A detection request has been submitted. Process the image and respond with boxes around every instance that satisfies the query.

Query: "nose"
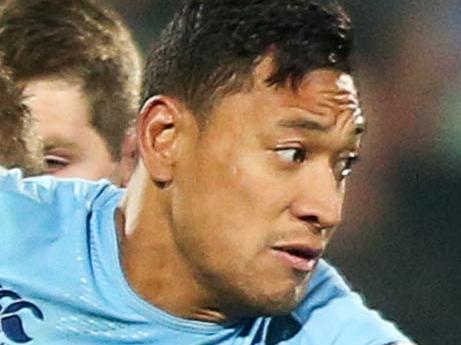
[290,163,344,230]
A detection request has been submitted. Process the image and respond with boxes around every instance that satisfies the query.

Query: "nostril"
[294,204,342,229]
[290,194,343,229]
[297,215,326,235]
[299,215,319,224]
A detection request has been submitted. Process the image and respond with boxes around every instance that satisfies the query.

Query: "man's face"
[171,63,364,317]
[23,77,119,181]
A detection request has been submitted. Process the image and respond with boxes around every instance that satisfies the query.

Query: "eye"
[43,154,71,174]
[275,147,307,164]
[335,154,359,181]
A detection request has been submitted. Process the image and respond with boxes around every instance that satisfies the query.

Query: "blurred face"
[171,64,365,317]
[23,78,119,181]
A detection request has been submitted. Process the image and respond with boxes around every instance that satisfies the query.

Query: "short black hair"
[143,0,353,115]
[0,0,142,160]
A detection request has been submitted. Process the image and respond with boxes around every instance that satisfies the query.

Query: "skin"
[119,56,365,323]
[22,77,122,182]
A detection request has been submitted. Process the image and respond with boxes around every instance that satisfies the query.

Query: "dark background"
[110,1,461,344]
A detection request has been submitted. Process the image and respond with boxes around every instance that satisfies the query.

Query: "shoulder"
[0,169,122,247]
[0,168,121,210]
[0,169,122,274]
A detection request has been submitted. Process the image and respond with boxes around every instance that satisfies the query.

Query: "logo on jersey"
[0,284,44,343]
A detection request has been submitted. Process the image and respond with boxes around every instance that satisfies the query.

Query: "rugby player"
[0,0,142,184]
[0,1,415,344]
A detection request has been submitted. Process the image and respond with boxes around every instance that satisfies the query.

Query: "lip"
[271,243,323,272]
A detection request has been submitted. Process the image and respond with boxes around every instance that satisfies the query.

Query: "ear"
[137,96,191,184]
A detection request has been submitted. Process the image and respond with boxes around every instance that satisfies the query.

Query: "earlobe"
[137,96,178,183]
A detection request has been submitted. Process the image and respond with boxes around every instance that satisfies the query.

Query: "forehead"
[23,77,91,127]
[280,70,363,131]
[203,56,366,148]
[202,67,365,158]
[22,77,95,146]
[267,65,360,116]
[224,59,364,133]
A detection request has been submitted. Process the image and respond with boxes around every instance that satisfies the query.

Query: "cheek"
[230,160,286,214]
[195,154,290,252]
[172,151,271,255]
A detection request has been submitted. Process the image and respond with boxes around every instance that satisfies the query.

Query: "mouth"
[271,244,322,272]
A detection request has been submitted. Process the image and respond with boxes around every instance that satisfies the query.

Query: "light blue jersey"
[0,170,411,345]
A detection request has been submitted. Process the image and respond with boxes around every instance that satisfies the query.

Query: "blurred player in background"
[0,61,42,174]
[0,0,142,185]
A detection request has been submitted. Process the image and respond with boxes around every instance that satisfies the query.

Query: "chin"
[262,287,307,315]
[231,282,308,318]
[213,263,313,319]
[258,271,312,315]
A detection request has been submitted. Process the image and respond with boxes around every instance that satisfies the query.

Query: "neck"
[117,165,229,323]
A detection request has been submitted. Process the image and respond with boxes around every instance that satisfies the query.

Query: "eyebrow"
[43,140,79,151]
[277,115,367,136]
[277,118,328,131]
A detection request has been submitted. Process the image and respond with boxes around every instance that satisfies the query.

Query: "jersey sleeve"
[293,259,413,345]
